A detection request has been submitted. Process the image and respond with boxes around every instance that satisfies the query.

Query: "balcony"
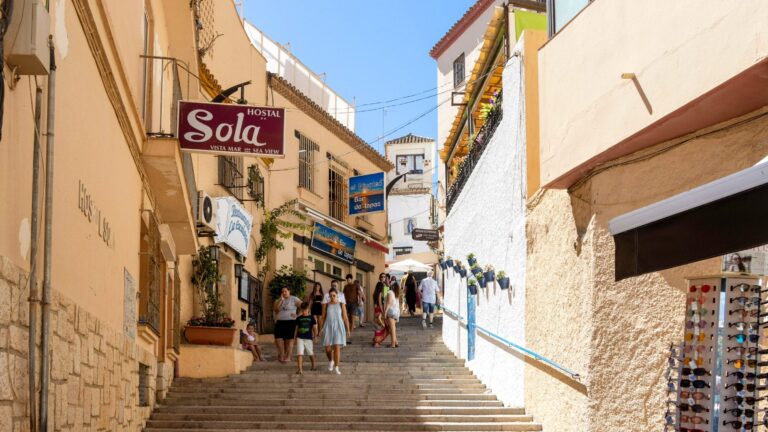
[446,96,503,213]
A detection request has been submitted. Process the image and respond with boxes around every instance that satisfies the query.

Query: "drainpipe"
[39,37,56,432]
[27,84,43,432]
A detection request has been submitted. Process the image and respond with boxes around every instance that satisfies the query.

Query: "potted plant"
[453,260,461,273]
[477,275,488,289]
[467,253,477,267]
[438,257,447,270]
[446,256,454,268]
[457,263,467,279]
[497,271,510,290]
[468,277,478,295]
[471,264,483,277]
[484,264,496,285]
[185,245,238,346]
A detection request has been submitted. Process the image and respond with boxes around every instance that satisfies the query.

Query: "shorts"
[422,302,435,314]
[386,308,400,322]
[274,320,297,340]
[353,305,364,317]
[296,338,314,356]
[345,303,356,318]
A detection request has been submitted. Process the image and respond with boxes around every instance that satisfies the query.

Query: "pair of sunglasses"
[680,391,709,401]
[729,309,759,318]
[677,429,705,432]
[684,345,711,354]
[727,371,757,380]
[680,415,708,424]
[680,379,710,389]
[681,367,710,376]
[685,333,707,342]
[725,382,757,392]
[724,396,764,405]
[730,283,761,293]
[728,359,760,369]
[723,420,753,430]
[676,403,709,413]
[728,333,759,344]
[686,320,709,329]
[683,356,704,367]
[724,408,755,417]
[726,346,758,356]
[730,296,762,305]
[729,321,759,332]
[690,285,712,293]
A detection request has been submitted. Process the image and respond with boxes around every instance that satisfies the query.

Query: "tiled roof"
[385,133,434,145]
[429,0,497,59]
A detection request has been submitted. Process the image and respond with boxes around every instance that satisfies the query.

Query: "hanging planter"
[467,253,477,267]
[453,261,462,273]
[458,267,467,278]
[484,265,496,285]
[471,265,483,277]
[439,259,447,270]
[446,257,454,268]
[478,277,488,289]
[468,278,478,295]
[497,271,510,290]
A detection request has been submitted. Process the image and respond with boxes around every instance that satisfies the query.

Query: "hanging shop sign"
[412,228,440,242]
[177,101,285,158]
[214,197,254,256]
[310,222,356,264]
[348,172,385,216]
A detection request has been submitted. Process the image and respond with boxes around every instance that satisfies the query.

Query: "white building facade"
[385,134,438,264]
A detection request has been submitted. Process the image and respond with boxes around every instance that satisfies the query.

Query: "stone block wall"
[0,256,160,431]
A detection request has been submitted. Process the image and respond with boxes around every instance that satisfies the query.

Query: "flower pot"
[439,262,447,270]
[459,268,467,278]
[478,278,487,289]
[468,257,477,267]
[446,259,454,268]
[484,271,495,284]
[468,284,478,295]
[498,277,510,290]
[453,264,461,273]
[184,326,238,346]
[471,267,482,277]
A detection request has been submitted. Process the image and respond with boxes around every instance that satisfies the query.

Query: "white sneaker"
[328,360,335,371]
[334,367,341,375]
[429,323,434,328]
[422,320,427,329]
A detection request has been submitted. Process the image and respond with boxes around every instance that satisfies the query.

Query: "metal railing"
[446,96,504,213]
[441,305,581,381]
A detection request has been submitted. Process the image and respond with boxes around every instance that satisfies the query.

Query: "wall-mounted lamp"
[209,245,220,262]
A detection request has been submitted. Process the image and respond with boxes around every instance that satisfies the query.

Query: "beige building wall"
[524,108,768,431]
[538,0,768,187]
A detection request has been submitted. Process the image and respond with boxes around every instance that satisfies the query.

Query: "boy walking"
[294,302,317,374]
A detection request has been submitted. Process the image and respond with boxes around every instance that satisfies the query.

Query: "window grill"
[297,131,319,191]
[139,213,162,334]
[218,155,245,201]
[172,267,181,354]
[247,165,265,205]
[453,53,465,88]
[329,165,348,222]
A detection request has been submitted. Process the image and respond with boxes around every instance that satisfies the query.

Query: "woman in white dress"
[321,288,350,374]
[384,283,400,348]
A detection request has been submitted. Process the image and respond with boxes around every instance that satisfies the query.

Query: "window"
[453,53,465,88]
[138,363,151,407]
[549,0,590,36]
[396,154,425,175]
[328,157,348,221]
[171,267,181,354]
[218,156,245,201]
[404,217,416,235]
[394,246,413,256]
[311,256,342,277]
[247,165,264,205]
[297,131,319,191]
[138,213,161,334]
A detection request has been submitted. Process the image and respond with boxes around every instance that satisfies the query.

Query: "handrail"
[441,306,581,381]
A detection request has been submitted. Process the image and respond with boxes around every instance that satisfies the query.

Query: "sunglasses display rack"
[669,275,764,432]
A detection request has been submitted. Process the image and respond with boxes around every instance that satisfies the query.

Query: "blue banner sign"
[348,172,385,216]
[310,222,356,264]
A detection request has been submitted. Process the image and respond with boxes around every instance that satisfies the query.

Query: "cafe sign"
[177,101,285,158]
[348,172,385,216]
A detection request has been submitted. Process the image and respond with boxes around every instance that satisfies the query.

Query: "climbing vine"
[255,199,312,278]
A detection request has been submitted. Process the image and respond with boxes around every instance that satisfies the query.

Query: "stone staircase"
[144,316,542,431]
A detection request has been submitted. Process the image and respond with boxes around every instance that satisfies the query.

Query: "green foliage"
[255,199,312,278]
[467,253,476,261]
[468,277,477,286]
[268,265,308,301]
[497,271,507,281]
[189,245,233,327]
[484,264,495,271]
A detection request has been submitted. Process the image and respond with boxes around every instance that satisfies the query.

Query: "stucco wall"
[524,109,768,431]
[442,55,528,407]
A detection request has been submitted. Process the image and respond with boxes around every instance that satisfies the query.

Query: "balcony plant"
[445,256,454,268]
[439,258,448,270]
[483,264,496,285]
[185,245,237,346]
[453,260,462,273]
[468,277,478,295]
[497,271,510,290]
[467,253,477,267]
[471,264,483,277]
[477,274,487,289]
[457,263,467,279]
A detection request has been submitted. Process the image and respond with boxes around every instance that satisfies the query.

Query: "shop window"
[297,131,319,192]
[331,266,342,278]
[453,53,465,88]
[396,154,425,175]
[138,212,162,334]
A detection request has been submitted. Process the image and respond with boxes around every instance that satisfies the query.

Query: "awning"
[609,160,768,280]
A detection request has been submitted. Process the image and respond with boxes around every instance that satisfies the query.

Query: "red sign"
[177,101,285,158]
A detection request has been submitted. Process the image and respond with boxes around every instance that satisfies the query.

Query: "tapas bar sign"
[177,101,285,158]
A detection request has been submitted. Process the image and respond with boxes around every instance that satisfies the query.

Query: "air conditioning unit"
[197,192,217,232]
[4,0,50,75]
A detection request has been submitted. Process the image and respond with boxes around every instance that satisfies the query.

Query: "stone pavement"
[144,315,541,431]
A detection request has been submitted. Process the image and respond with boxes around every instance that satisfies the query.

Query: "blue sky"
[242,1,477,153]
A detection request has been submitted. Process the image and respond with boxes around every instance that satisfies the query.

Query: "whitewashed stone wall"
[443,54,528,407]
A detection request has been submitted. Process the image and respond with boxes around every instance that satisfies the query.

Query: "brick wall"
[0,256,162,431]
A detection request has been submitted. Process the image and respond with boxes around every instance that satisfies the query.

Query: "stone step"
[163,393,499,402]
[169,382,487,391]
[168,387,488,395]
[183,378,483,387]
[160,398,505,408]
[144,420,542,431]
[149,413,534,423]
[151,406,525,416]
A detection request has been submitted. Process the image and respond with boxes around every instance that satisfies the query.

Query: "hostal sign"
[177,101,285,158]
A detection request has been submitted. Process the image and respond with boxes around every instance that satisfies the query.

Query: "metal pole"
[27,84,43,432]
[39,37,56,432]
